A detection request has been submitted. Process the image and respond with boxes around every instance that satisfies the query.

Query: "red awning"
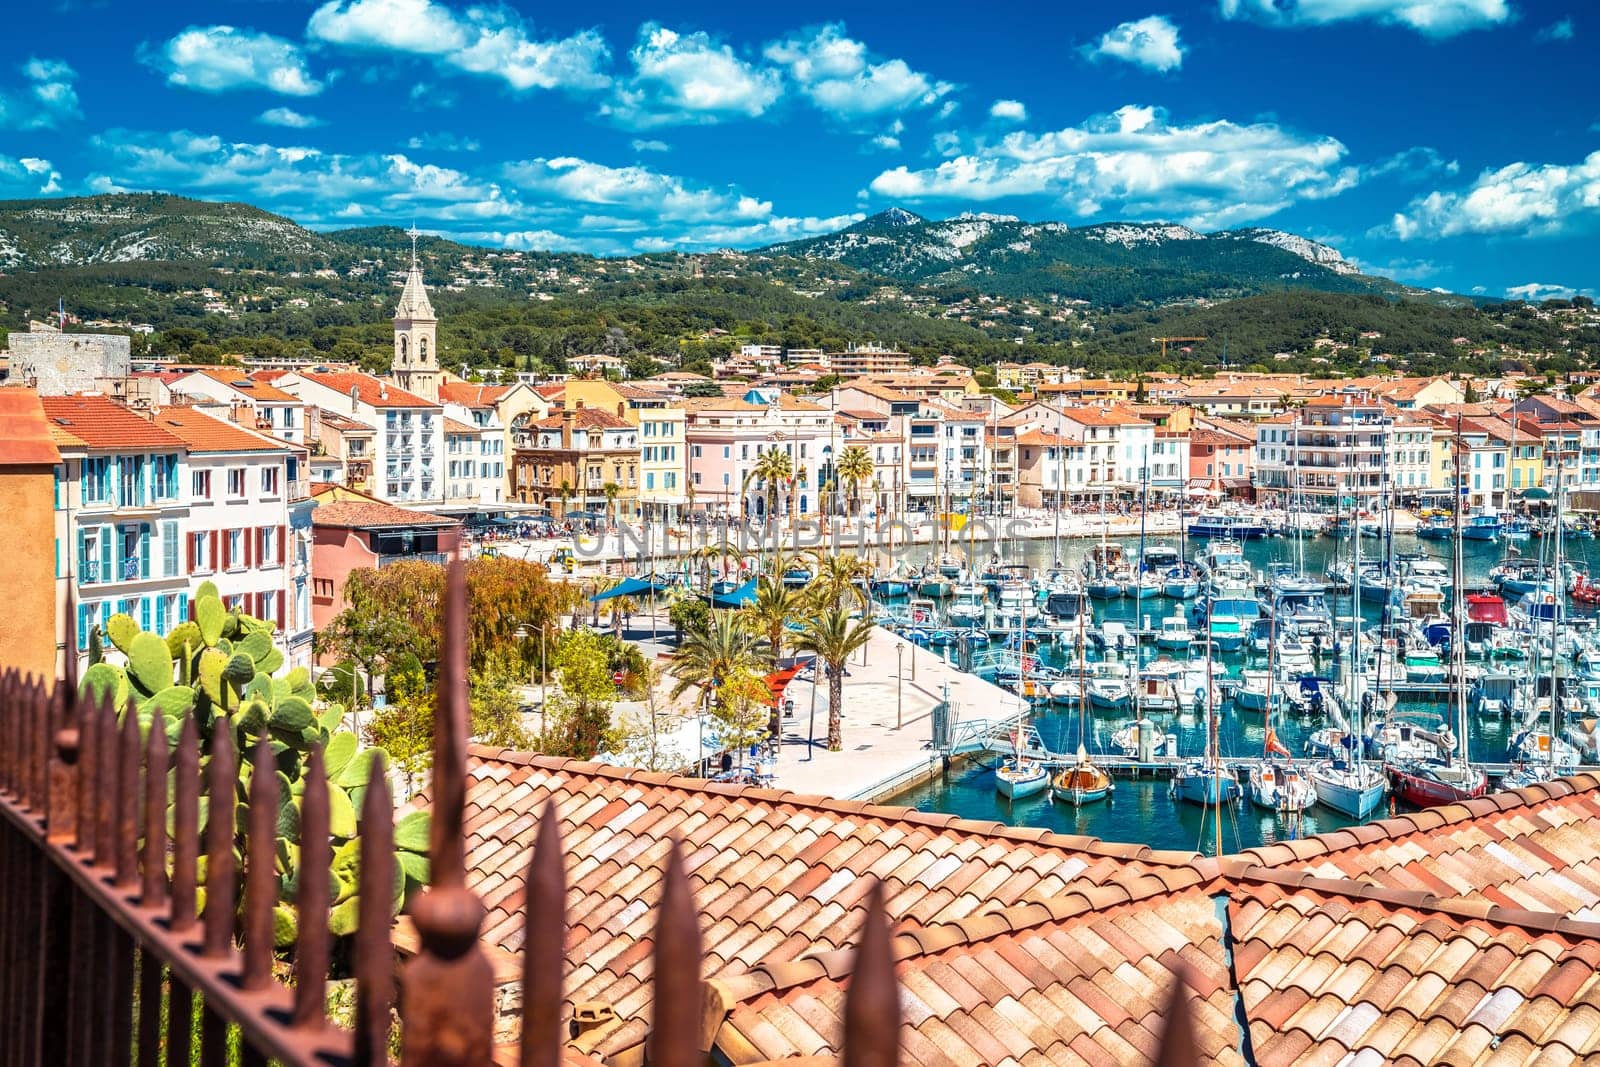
[762,663,807,707]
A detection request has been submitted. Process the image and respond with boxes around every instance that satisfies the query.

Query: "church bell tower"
[392,225,440,402]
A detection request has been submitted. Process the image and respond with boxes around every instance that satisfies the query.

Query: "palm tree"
[669,610,768,705]
[838,446,872,518]
[557,479,574,522]
[808,552,871,612]
[601,481,622,526]
[795,606,876,751]
[741,575,797,670]
[748,447,793,523]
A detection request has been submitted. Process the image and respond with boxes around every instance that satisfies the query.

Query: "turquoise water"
[889,526,1600,854]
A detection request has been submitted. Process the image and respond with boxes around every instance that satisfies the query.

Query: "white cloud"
[604,24,781,127]
[1536,17,1575,41]
[0,57,80,130]
[0,154,61,195]
[1365,145,1459,180]
[1219,0,1511,37]
[406,132,479,151]
[152,26,323,96]
[764,24,953,119]
[990,99,1027,122]
[259,107,324,128]
[631,138,670,152]
[307,0,610,92]
[1392,151,1600,239]
[1085,15,1186,73]
[869,104,1357,229]
[1506,282,1593,300]
[871,133,901,151]
[502,156,773,223]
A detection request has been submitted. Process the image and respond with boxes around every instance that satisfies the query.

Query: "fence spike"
[116,700,142,884]
[399,551,496,1066]
[170,715,200,934]
[242,734,278,991]
[48,675,82,841]
[292,745,331,1030]
[142,716,169,908]
[75,689,100,856]
[842,880,900,1067]
[202,719,237,959]
[353,752,395,1066]
[1,669,18,796]
[1154,965,1200,1067]
[95,699,119,868]
[647,837,703,1067]
[520,801,566,1067]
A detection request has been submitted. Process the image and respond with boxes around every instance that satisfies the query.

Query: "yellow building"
[0,390,62,678]
[559,379,686,521]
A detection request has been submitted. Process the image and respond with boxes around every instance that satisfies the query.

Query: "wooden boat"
[1051,747,1112,805]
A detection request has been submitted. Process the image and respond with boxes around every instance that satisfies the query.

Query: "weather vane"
[408,222,421,268]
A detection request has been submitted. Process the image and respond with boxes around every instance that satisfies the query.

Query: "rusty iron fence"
[0,557,1198,1066]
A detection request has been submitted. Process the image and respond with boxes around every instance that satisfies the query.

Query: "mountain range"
[0,194,1440,310]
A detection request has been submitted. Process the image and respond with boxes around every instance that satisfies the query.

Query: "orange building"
[0,390,62,678]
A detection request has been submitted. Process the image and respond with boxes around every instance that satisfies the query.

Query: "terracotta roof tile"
[40,394,186,451]
[150,406,289,453]
[298,370,436,408]
[311,499,458,529]
[0,389,62,466]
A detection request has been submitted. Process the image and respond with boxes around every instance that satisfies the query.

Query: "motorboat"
[1161,564,1202,600]
[1275,635,1316,677]
[1087,675,1133,712]
[1096,621,1136,655]
[1111,718,1170,759]
[1202,596,1260,653]
[917,574,954,598]
[1233,669,1278,714]
[1416,515,1453,539]
[1388,758,1489,806]
[1048,678,1082,706]
[1510,729,1581,772]
[947,583,988,624]
[1155,615,1195,650]
[1364,716,1453,764]
[1187,511,1268,539]
[1460,512,1502,541]
[1135,673,1180,714]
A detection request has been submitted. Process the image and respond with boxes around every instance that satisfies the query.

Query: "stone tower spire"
[392,224,440,402]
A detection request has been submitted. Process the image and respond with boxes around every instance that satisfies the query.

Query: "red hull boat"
[1388,760,1488,807]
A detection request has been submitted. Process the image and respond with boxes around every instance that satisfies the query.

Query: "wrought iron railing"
[0,559,1199,1065]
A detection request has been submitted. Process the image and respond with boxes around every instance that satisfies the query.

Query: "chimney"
[349,385,360,413]
[561,408,574,450]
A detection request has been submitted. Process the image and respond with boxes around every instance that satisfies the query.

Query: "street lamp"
[897,642,904,729]
[805,670,818,761]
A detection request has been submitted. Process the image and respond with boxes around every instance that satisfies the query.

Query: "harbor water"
[888,525,1600,853]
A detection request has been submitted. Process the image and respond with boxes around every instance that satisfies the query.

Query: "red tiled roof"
[150,406,288,453]
[0,389,63,466]
[532,409,631,430]
[311,500,458,528]
[39,395,186,451]
[179,367,299,403]
[299,371,436,409]
[439,382,511,407]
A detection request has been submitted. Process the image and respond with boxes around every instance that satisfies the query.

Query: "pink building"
[684,392,834,519]
[311,495,460,647]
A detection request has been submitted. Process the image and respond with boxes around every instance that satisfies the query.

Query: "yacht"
[947,582,988,625]
[1154,614,1195,650]
[1234,669,1277,714]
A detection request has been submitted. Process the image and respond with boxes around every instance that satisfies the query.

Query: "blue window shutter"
[78,603,90,650]
[140,596,152,632]
[178,592,189,623]
[154,594,166,634]
[140,523,152,579]
[99,525,113,584]
[77,528,90,583]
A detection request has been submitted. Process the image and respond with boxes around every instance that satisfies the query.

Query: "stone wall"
[5,325,131,395]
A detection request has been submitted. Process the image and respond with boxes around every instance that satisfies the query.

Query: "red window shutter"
[278,525,286,564]
[245,529,254,568]
[186,532,195,575]
[216,530,225,570]
[277,590,285,626]
[254,592,264,618]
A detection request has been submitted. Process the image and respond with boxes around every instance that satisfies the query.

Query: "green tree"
[541,629,616,758]
[795,606,876,751]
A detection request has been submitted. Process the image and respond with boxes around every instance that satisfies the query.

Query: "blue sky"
[0,0,1595,299]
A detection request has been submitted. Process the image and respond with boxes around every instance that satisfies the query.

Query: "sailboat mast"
[1552,460,1564,750]
[1054,408,1064,566]
[1452,415,1468,770]
[1138,444,1148,585]
[1350,448,1364,763]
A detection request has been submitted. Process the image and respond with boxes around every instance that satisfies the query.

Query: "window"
[261,466,279,495]
[227,468,246,497]
[722,446,731,459]
[227,529,243,569]
[691,445,702,459]
[79,526,110,584]
[117,456,145,508]
[192,469,212,500]
[190,531,212,573]
[258,527,278,566]
[151,454,179,500]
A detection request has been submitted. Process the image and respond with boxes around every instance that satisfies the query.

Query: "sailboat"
[995,591,1049,799]
[1053,606,1112,804]
[1126,447,1162,599]
[1246,629,1318,814]
[1388,419,1488,807]
[1172,628,1241,806]
[1310,448,1389,820]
